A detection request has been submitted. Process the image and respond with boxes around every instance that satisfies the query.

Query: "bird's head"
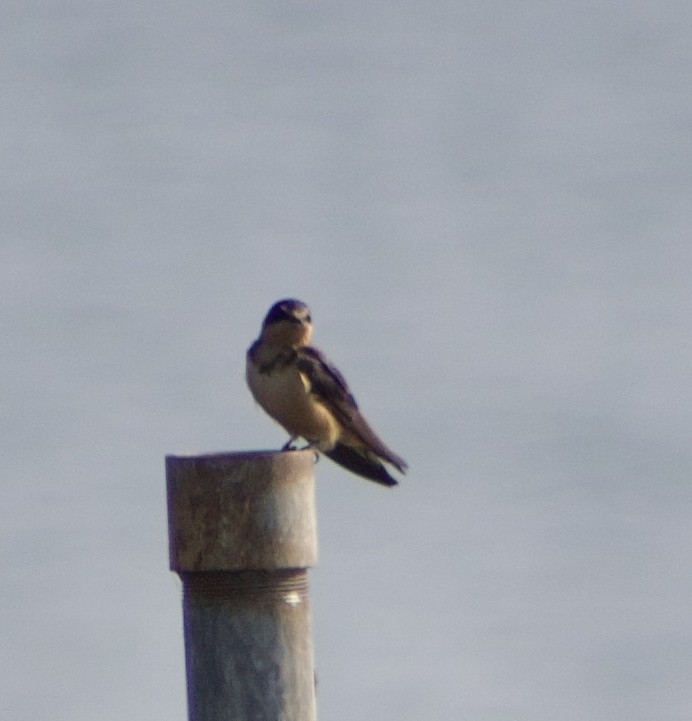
[260,298,313,347]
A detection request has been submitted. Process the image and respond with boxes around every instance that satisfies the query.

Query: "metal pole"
[166,450,318,721]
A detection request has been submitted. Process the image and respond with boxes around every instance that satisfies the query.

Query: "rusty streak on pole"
[166,450,318,721]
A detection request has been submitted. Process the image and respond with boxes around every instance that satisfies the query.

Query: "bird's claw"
[298,442,320,464]
[280,438,319,463]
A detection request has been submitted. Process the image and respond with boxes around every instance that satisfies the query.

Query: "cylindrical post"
[166,450,318,721]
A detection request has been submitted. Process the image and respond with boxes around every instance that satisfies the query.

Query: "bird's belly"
[246,362,339,446]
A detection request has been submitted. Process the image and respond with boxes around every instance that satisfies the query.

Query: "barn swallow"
[246,299,407,486]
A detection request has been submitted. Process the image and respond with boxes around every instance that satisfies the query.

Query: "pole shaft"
[166,451,318,721]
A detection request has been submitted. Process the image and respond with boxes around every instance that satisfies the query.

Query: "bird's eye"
[305,314,312,323]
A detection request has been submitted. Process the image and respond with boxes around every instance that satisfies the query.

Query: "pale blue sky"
[3,2,692,719]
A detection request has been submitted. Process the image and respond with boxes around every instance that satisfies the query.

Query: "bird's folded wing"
[294,347,407,473]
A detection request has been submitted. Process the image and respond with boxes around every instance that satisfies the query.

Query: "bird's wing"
[294,347,407,473]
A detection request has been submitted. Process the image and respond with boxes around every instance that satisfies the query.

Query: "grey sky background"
[3,2,692,719]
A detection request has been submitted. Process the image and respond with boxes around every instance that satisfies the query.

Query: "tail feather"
[324,444,399,487]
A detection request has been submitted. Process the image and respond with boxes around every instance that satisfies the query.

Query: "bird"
[246,298,407,486]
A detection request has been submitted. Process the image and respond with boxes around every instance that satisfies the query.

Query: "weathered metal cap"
[166,450,317,572]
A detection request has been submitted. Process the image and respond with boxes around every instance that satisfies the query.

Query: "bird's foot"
[298,442,321,464]
[281,439,319,463]
[284,440,320,463]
